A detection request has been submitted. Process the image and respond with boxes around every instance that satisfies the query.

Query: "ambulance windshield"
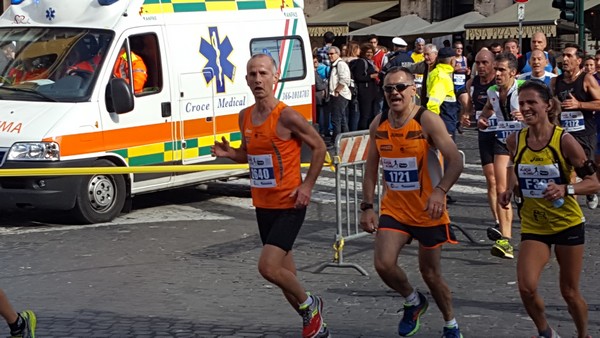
[0,28,113,102]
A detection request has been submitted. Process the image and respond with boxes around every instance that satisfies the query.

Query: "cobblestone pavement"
[0,129,599,337]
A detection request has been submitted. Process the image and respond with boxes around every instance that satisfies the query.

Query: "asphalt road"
[0,128,599,338]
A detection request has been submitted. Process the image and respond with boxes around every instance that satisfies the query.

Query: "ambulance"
[0,0,315,223]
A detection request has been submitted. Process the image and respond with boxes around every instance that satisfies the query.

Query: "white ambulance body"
[0,0,315,223]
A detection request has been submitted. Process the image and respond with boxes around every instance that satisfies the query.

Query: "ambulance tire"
[71,159,127,224]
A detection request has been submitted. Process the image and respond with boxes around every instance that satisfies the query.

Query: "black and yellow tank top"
[514,126,585,234]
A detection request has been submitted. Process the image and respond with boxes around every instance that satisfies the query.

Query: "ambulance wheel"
[71,159,127,224]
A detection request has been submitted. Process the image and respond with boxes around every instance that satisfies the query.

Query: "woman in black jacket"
[351,43,380,130]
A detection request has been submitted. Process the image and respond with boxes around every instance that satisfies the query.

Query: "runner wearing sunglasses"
[360,67,464,338]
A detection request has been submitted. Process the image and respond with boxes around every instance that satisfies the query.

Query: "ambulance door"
[99,28,174,192]
[178,68,216,165]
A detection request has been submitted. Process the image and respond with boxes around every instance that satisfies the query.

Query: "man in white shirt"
[327,46,351,143]
[518,50,556,88]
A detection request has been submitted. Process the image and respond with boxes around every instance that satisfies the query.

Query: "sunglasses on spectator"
[383,83,413,93]
[328,52,336,55]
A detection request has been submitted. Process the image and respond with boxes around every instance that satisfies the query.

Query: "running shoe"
[491,239,514,259]
[534,327,561,338]
[315,323,330,338]
[398,291,429,336]
[586,194,598,209]
[10,310,36,338]
[300,295,325,338]
[442,326,463,338]
[486,224,502,241]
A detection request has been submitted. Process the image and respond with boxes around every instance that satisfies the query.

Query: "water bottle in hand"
[535,181,564,208]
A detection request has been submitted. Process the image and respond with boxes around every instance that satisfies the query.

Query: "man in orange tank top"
[360,68,464,337]
[211,54,328,338]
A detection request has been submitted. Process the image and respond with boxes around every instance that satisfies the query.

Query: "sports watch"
[360,202,374,211]
[566,184,575,196]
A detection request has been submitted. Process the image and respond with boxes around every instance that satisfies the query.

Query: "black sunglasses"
[383,83,413,93]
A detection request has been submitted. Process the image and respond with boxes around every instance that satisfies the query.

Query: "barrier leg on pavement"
[315,131,372,276]
[450,149,476,244]
[314,235,369,276]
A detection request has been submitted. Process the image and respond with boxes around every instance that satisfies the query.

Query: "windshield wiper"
[0,86,58,102]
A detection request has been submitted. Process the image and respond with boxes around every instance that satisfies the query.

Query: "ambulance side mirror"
[106,78,134,114]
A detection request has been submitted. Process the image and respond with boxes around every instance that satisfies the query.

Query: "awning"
[464,0,600,40]
[306,1,398,36]
[345,14,430,37]
[404,11,485,38]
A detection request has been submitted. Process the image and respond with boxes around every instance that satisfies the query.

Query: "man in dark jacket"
[381,37,413,71]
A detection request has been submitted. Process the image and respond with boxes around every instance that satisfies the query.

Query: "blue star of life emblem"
[199,27,235,93]
[45,7,55,21]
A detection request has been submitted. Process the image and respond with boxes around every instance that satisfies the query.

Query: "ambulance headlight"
[7,142,60,161]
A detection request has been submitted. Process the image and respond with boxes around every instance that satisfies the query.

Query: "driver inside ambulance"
[65,35,101,78]
[112,47,147,94]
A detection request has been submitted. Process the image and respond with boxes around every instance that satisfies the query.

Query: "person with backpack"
[313,54,330,139]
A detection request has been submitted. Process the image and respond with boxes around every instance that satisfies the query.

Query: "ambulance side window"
[249,36,306,81]
[115,33,162,96]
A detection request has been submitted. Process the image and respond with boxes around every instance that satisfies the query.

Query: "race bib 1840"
[248,154,276,188]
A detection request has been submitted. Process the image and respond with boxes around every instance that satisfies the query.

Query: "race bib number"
[476,111,498,132]
[414,74,423,88]
[381,157,420,191]
[453,74,466,86]
[496,120,522,144]
[248,154,276,188]
[560,111,585,132]
[517,163,562,198]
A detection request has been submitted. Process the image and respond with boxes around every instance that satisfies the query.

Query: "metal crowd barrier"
[316,130,376,276]
[314,132,475,276]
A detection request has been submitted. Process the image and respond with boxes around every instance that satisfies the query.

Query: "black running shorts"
[378,215,458,248]
[521,223,585,247]
[572,133,596,161]
[493,139,510,156]
[255,207,306,252]
[478,130,496,166]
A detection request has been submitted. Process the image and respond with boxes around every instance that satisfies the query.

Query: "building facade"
[305,0,515,23]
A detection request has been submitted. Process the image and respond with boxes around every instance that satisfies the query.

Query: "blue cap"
[416,38,425,44]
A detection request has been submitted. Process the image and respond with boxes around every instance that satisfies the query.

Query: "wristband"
[435,185,447,194]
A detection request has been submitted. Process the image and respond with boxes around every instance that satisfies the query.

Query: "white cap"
[392,37,407,47]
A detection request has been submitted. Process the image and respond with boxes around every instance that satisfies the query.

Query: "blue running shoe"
[441,326,463,338]
[398,292,428,336]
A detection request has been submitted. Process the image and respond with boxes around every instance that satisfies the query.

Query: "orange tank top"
[376,108,450,227]
[243,101,302,209]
